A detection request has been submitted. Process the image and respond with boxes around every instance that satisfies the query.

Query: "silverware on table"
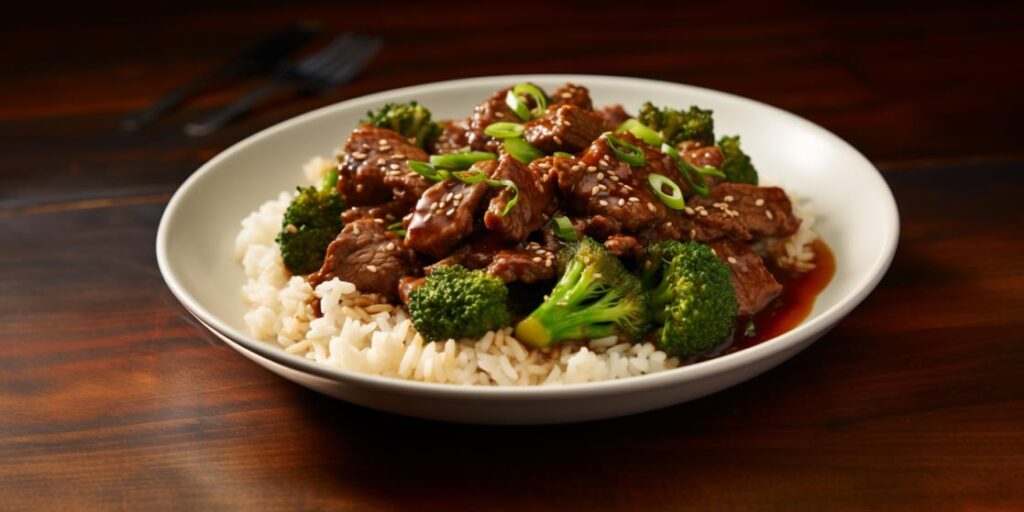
[120,23,320,132]
[184,33,381,137]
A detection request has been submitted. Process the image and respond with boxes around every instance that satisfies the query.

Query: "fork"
[184,33,381,137]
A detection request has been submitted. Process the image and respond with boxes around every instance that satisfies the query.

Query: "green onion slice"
[319,168,339,193]
[675,158,710,197]
[553,151,574,158]
[696,166,726,179]
[660,142,680,160]
[505,83,547,121]
[408,160,446,181]
[615,119,663,146]
[504,137,545,164]
[484,122,525,139]
[552,215,578,242]
[430,151,497,170]
[605,134,646,166]
[648,173,686,210]
[449,170,520,217]
[387,221,406,237]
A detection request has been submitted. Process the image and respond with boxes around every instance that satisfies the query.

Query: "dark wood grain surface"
[2,2,1023,510]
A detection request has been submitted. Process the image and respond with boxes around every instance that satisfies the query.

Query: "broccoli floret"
[717,135,759,185]
[408,265,512,342]
[361,101,442,148]
[637,101,715,147]
[642,241,738,358]
[515,238,649,348]
[275,170,344,275]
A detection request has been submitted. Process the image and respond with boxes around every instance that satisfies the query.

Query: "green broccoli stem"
[514,261,626,347]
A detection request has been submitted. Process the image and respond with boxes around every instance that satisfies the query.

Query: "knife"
[120,22,320,131]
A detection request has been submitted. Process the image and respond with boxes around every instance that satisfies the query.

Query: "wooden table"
[3,3,1022,510]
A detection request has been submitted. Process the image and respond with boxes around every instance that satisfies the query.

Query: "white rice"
[234,157,817,386]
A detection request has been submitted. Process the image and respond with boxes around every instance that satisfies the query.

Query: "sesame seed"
[591,188,601,196]
[610,175,620,182]
[454,193,463,200]
[724,195,734,202]
[560,91,572,98]
[352,226,360,235]
[367,265,377,272]
[587,165,597,173]
[710,249,717,256]
[599,200,608,206]
[495,112,505,118]
[554,136,563,145]
[444,192,453,202]
[386,242,396,251]
[532,257,542,263]
[376,158,386,165]
[618,199,625,206]
[374,218,385,224]
[352,152,367,159]
[727,256,737,264]
[765,209,774,219]
[446,208,456,216]
[544,259,552,267]
[699,210,708,216]
[593,272,603,279]
[536,249,546,255]
[286,224,297,234]
[393,153,405,159]
[537,162,551,169]
[685,207,695,215]
[755,198,765,206]
[379,145,391,151]
[647,202,657,212]
[564,120,573,126]
[378,139,388,145]
[628,197,640,203]
[690,229,697,239]
[389,163,400,170]
[596,172,605,180]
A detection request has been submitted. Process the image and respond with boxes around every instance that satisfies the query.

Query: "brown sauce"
[720,238,836,355]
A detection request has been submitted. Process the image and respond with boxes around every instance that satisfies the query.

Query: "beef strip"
[429,119,471,154]
[681,143,724,170]
[427,233,559,284]
[555,133,683,232]
[466,88,520,152]
[597,104,630,130]
[337,125,431,206]
[523,104,607,153]
[341,200,413,224]
[486,246,557,283]
[549,83,594,110]
[397,276,426,306]
[708,183,800,238]
[309,219,418,301]
[404,170,490,259]
[604,234,643,259]
[708,239,782,315]
[483,155,556,241]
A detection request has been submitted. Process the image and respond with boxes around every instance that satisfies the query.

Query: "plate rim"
[156,73,900,398]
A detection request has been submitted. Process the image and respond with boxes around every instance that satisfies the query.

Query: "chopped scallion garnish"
[430,151,497,170]
[552,215,578,242]
[505,83,547,121]
[615,119,663,146]
[647,173,685,210]
[553,151,574,158]
[504,137,545,164]
[484,122,525,139]
[605,133,646,166]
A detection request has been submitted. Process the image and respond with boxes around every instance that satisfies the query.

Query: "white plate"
[157,75,899,424]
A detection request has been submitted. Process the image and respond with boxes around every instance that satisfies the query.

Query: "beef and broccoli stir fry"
[276,82,810,358]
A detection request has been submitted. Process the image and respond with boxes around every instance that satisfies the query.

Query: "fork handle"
[184,79,293,137]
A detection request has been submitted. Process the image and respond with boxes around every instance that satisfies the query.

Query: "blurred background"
[4,1,1022,207]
